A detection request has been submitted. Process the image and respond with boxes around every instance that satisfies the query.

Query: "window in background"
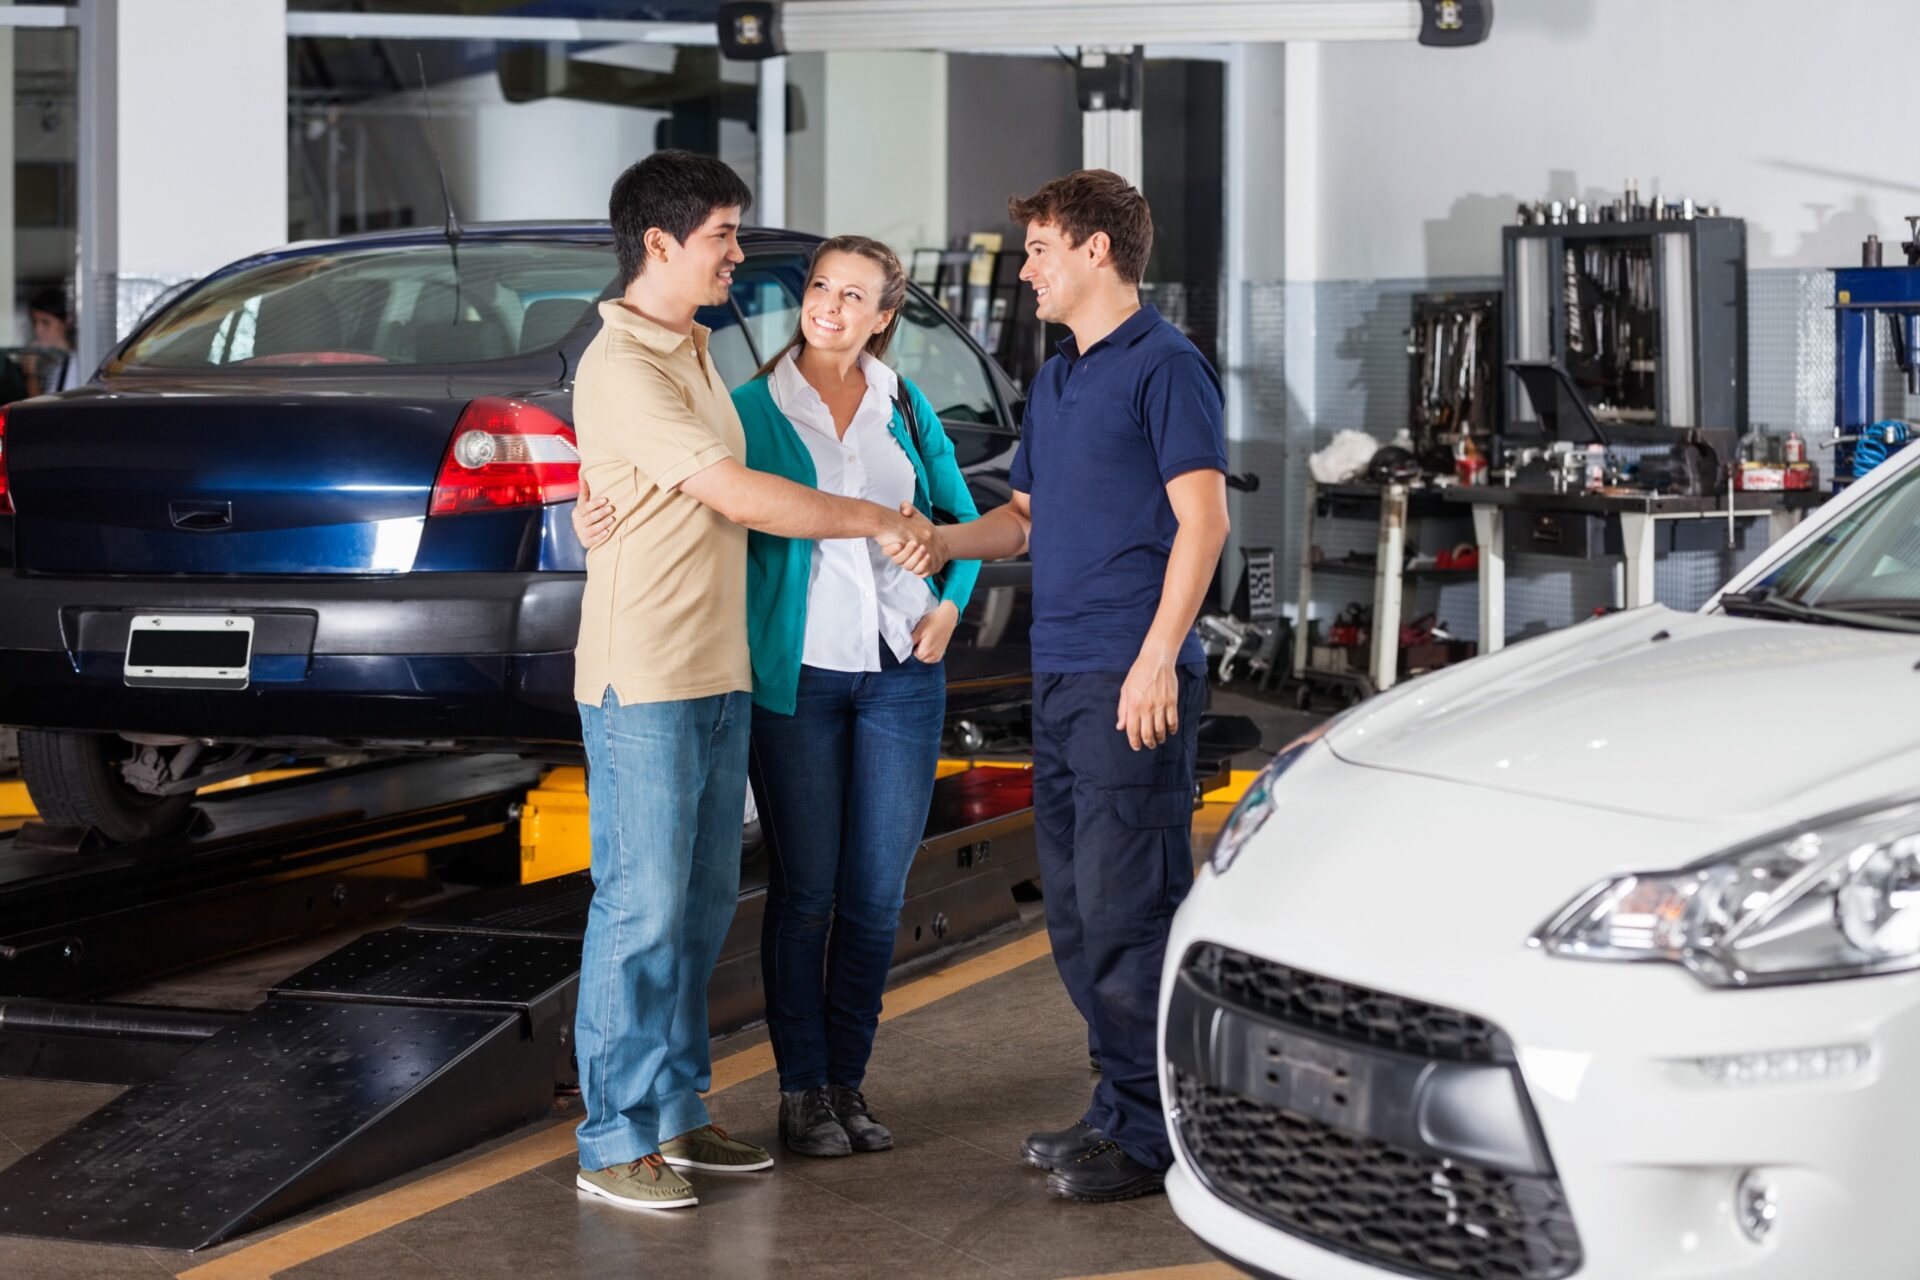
[287,36,760,242]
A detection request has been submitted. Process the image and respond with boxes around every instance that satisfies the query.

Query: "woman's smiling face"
[800,250,895,358]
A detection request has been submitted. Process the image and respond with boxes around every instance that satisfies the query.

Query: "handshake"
[875,502,948,579]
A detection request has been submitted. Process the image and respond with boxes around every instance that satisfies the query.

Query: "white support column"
[756,55,787,228]
[1079,46,1142,186]
[1293,479,1317,681]
[1472,503,1506,653]
[105,0,286,345]
[1619,511,1658,609]
[74,0,118,372]
[1082,108,1142,187]
[1370,483,1407,692]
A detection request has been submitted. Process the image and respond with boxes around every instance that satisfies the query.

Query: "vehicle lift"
[0,720,1256,1251]
[1835,223,1920,486]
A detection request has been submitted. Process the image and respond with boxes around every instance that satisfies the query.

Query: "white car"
[1161,443,1920,1280]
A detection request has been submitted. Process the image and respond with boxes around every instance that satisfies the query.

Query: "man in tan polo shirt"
[571,151,932,1212]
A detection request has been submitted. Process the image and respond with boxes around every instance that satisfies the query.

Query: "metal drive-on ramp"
[0,762,1047,1251]
[0,926,578,1250]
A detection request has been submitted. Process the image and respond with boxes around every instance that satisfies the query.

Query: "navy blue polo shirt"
[1010,305,1227,673]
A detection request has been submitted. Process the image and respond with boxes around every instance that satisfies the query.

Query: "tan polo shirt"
[572,300,749,706]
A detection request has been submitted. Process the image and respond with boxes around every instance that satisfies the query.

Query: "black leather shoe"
[780,1088,852,1158]
[1021,1120,1105,1171]
[828,1084,893,1153]
[1046,1140,1165,1202]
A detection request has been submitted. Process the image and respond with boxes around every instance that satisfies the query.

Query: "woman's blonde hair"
[754,235,909,380]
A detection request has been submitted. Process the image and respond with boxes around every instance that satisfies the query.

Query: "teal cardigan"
[735,372,983,715]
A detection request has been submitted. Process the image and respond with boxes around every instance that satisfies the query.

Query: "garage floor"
[0,692,1311,1280]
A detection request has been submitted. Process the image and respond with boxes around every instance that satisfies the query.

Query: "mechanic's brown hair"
[754,236,909,380]
[1008,169,1154,286]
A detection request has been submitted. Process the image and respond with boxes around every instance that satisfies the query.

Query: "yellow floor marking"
[179,924,1057,1279]
[1061,1266,1245,1280]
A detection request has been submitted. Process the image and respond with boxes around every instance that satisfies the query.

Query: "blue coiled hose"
[1857,421,1913,477]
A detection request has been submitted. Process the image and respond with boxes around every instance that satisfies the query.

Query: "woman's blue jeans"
[750,651,945,1092]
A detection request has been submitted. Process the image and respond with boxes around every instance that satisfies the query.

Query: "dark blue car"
[0,225,1032,841]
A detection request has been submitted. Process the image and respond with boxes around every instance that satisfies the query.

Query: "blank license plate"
[124,615,254,690]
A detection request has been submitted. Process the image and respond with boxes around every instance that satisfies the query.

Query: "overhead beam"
[720,0,1493,57]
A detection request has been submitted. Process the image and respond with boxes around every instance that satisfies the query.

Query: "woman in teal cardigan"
[574,236,980,1160]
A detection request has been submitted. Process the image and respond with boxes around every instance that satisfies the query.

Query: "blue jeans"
[749,651,945,1092]
[574,687,750,1170]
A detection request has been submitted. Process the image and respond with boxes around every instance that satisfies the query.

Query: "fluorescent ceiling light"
[719,0,1492,56]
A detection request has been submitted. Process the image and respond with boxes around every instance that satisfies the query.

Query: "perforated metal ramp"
[0,926,573,1251]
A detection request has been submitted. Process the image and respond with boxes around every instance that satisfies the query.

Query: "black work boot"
[1021,1119,1106,1172]
[1045,1139,1165,1202]
[780,1088,852,1158]
[827,1084,893,1153]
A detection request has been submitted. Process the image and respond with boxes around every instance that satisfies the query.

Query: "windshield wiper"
[1719,589,1920,634]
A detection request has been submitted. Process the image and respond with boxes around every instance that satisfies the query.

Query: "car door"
[701,250,1034,701]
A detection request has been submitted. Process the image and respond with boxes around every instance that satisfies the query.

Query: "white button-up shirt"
[769,348,938,672]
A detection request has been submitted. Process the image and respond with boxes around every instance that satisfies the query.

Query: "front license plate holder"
[124,615,254,690]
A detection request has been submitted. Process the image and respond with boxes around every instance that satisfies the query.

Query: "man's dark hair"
[1008,170,1153,286]
[609,150,753,287]
[27,287,68,322]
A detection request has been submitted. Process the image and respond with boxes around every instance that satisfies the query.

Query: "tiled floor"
[0,690,1310,1280]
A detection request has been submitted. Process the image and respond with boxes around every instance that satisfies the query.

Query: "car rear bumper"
[0,572,586,747]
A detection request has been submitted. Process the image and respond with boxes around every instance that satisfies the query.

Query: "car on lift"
[1163,441,1920,1279]
[0,224,1033,842]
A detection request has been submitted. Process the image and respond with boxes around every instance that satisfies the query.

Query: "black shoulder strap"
[892,379,923,459]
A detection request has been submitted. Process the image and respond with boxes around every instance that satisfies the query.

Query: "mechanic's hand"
[572,476,614,550]
[1117,650,1180,751]
[911,600,960,663]
[882,501,949,577]
[876,503,938,577]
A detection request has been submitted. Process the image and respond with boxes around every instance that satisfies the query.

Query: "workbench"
[1291,480,1479,698]
[1441,486,1827,653]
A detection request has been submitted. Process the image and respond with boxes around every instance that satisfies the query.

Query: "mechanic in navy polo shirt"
[908,169,1229,1203]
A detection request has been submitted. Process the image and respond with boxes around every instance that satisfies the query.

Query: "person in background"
[26,287,77,395]
[574,234,983,1160]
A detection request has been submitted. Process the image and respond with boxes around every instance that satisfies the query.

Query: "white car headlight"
[1208,720,1333,875]
[1536,797,1920,987]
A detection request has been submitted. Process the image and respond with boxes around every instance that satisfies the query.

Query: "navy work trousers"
[1031,665,1207,1170]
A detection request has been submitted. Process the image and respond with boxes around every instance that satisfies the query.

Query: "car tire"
[17,730,194,844]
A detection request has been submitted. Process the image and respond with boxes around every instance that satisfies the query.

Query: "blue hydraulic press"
[1833,224,1920,488]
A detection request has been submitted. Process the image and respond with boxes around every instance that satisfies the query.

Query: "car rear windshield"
[115,241,618,370]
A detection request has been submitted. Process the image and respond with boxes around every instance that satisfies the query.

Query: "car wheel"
[17,729,194,844]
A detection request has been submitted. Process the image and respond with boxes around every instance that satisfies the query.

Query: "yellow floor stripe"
[1061,1266,1245,1280]
[179,924,1056,1279]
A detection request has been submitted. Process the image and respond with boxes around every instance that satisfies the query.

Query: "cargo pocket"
[1107,784,1198,917]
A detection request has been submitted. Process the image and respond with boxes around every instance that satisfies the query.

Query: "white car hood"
[1327,605,1920,824]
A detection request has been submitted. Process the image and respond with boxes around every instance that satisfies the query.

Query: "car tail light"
[0,404,12,516]
[429,398,579,516]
